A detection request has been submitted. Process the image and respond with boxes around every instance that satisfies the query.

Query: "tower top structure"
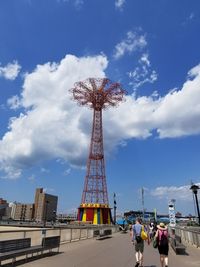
[72,78,125,110]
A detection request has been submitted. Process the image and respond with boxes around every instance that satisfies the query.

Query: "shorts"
[158,244,169,256]
[135,240,144,253]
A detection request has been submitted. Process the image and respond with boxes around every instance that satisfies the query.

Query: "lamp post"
[43,200,49,228]
[190,184,200,225]
[142,187,145,222]
[113,193,117,225]
[52,210,56,227]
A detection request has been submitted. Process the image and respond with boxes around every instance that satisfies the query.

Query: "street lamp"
[43,200,49,228]
[190,184,200,225]
[113,193,117,225]
[52,210,56,227]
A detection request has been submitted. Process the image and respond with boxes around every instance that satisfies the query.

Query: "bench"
[93,230,100,237]
[0,236,60,266]
[170,235,186,254]
[42,235,60,253]
[95,229,112,240]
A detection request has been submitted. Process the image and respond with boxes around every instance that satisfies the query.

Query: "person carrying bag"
[131,218,147,267]
[154,222,169,267]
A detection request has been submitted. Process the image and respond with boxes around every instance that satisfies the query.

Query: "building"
[57,213,77,223]
[34,188,58,222]
[11,203,34,221]
[9,202,17,219]
[124,210,155,223]
[0,198,9,220]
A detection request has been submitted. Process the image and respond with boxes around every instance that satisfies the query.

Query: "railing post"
[70,228,72,242]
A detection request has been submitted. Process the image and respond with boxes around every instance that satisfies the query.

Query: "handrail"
[169,225,200,248]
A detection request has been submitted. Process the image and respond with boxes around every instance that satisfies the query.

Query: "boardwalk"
[20,232,200,267]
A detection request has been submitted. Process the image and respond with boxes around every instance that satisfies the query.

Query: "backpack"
[158,229,168,246]
[136,235,142,243]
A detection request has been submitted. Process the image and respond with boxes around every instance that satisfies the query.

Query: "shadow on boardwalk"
[3,252,63,267]
[8,232,200,267]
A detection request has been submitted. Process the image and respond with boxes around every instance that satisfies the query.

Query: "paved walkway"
[19,232,200,267]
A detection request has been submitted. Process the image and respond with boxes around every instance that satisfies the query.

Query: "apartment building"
[34,188,58,222]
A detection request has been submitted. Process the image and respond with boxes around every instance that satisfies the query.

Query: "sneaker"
[135,262,139,267]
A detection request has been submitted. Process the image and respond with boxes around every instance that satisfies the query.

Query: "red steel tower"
[72,78,125,224]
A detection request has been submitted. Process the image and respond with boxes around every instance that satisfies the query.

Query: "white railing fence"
[169,226,200,248]
[0,225,119,246]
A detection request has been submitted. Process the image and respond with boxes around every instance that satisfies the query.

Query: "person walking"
[149,222,154,241]
[155,222,169,267]
[131,218,146,267]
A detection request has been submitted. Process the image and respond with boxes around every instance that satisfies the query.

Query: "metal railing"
[0,225,119,246]
[169,226,200,248]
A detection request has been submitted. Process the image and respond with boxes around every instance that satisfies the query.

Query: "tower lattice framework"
[72,78,125,224]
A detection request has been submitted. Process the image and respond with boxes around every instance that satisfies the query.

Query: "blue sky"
[1,0,200,216]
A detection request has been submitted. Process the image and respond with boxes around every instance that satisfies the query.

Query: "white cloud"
[0,104,6,110]
[140,53,150,66]
[151,183,200,202]
[0,165,22,179]
[40,167,50,173]
[128,53,158,89]
[0,61,21,80]
[7,95,22,110]
[57,0,84,9]
[113,31,147,60]
[189,13,194,20]
[63,168,71,176]
[43,188,55,193]
[1,54,200,179]
[70,0,84,9]
[182,12,195,26]
[0,54,107,178]
[115,0,126,10]
[154,64,200,138]
[28,174,35,181]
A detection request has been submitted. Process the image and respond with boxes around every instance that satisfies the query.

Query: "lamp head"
[190,184,200,194]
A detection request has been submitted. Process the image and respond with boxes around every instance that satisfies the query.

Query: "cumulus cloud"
[1,54,200,179]
[182,12,195,26]
[154,64,200,138]
[0,54,107,178]
[28,174,35,181]
[0,61,21,80]
[150,183,200,201]
[63,168,71,176]
[57,0,84,9]
[7,95,22,110]
[73,0,84,9]
[40,167,50,173]
[113,31,147,60]
[43,188,55,193]
[115,0,126,10]
[128,53,158,89]
[189,13,195,20]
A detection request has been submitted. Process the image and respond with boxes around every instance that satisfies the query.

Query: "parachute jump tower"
[72,78,125,224]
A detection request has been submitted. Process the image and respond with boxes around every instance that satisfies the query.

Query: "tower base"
[78,203,112,224]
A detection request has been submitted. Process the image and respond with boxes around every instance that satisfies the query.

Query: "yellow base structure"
[78,203,112,224]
